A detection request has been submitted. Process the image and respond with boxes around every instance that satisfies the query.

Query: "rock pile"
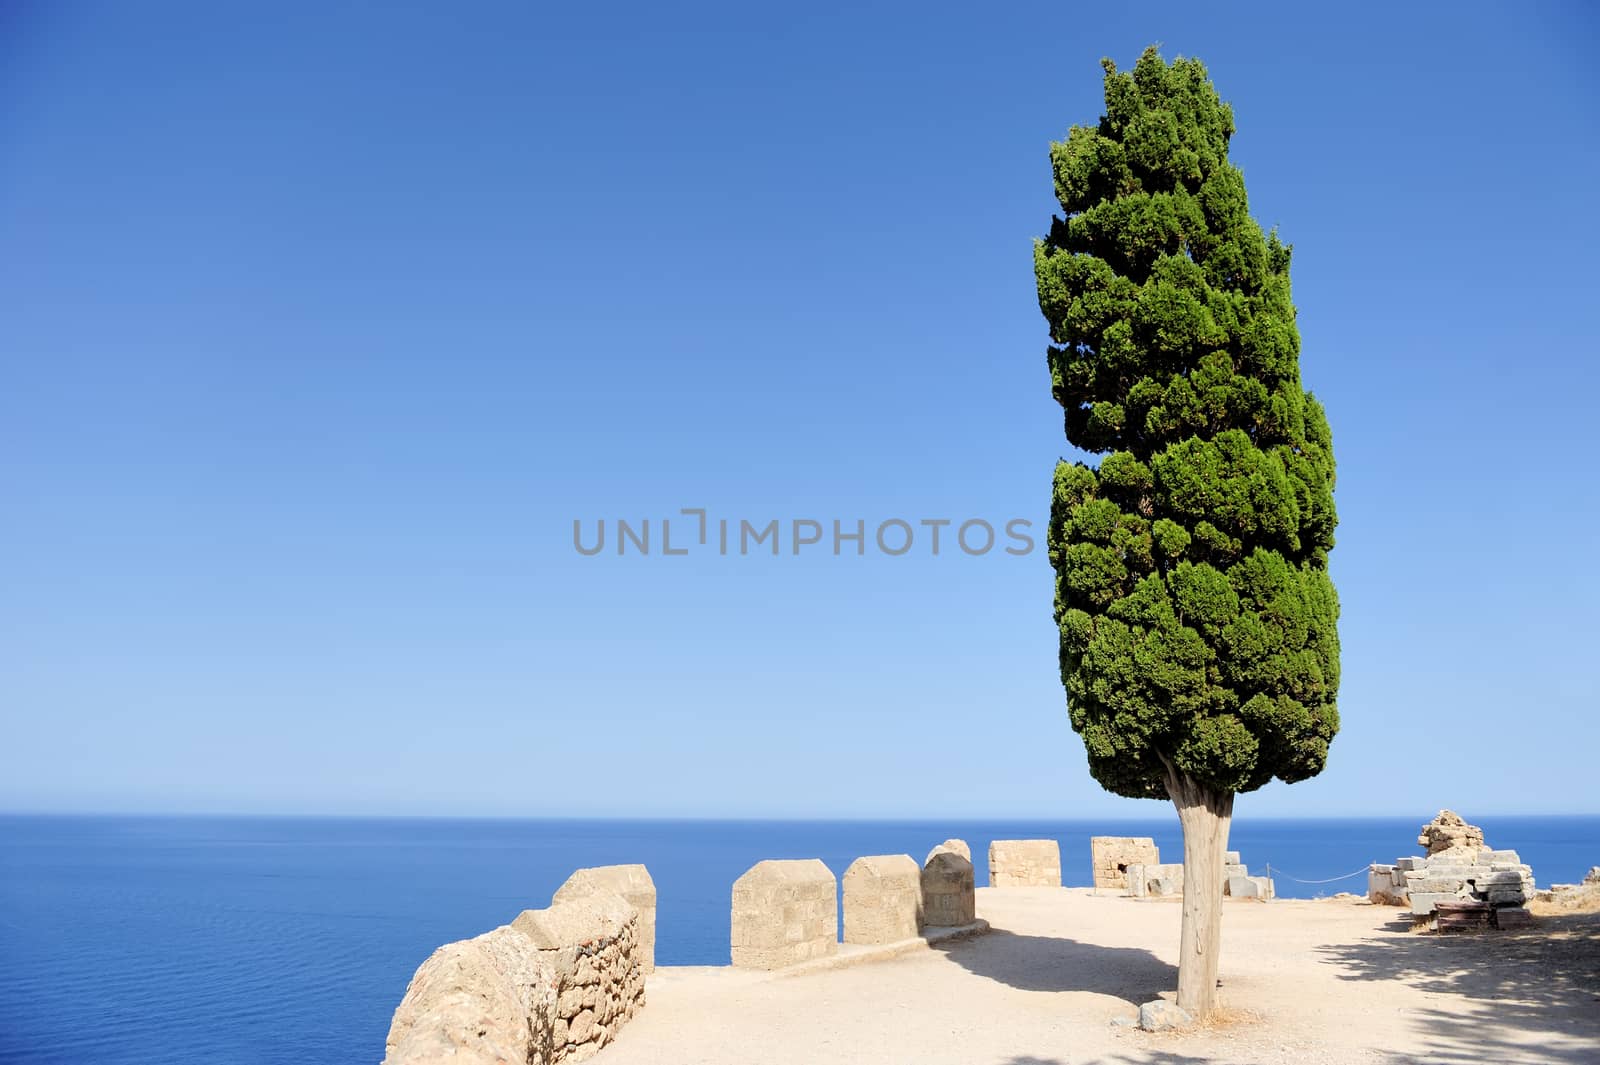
[1417,808,1485,856]
[1368,811,1537,929]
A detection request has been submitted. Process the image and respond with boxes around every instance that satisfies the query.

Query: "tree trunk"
[1164,765,1235,1018]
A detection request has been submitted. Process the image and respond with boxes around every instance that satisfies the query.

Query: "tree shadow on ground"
[1315,909,1600,1064]
[999,1052,1216,1065]
[935,928,1176,1002]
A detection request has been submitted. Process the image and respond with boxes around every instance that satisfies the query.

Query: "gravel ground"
[594,887,1600,1065]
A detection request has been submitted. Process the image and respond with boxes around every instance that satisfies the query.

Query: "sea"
[1,813,1595,1064]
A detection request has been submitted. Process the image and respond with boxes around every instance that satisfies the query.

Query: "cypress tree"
[1035,46,1339,1017]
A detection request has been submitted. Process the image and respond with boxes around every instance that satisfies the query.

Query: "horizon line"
[4,808,1598,822]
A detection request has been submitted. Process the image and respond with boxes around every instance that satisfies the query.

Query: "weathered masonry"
[988,839,1062,887]
[384,868,648,1065]
[842,854,923,945]
[730,859,838,970]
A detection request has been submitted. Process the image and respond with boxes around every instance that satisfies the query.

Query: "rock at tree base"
[1137,1000,1193,1031]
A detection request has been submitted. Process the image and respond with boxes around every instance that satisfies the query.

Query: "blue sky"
[3,2,1596,818]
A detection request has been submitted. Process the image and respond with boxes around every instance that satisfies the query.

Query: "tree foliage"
[1038,47,1339,800]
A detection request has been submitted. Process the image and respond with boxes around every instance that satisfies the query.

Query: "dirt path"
[595,887,1599,1064]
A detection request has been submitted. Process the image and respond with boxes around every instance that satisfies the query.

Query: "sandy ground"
[596,887,1600,1065]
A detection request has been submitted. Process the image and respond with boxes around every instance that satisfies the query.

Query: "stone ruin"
[1109,841,1273,900]
[734,846,984,965]
[1367,810,1537,931]
[731,859,838,969]
[843,854,923,945]
[383,863,652,1065]
[988,839,1062,887]
[1090,836,1160,892]
[921,841,976,927]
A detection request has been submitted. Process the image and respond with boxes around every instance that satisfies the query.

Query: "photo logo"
[573,509,1034,558]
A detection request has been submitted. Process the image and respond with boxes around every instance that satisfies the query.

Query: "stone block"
[1089,836,1160,891]
[989,839,1062,888]
[843,854,923,945]
[1369,863,1408,901]
[1226,875,1275,899]
[1151,863,1187,894]
[1369,866,1406,905]
[1409,892,1454,915]
[1137,1001,1192,1032]
[924,838,972,865]
[922,851,976,926]
[513,891,635,952]
[730,859,837,970]
[1493,906,1534,930]
[553,864,657,973]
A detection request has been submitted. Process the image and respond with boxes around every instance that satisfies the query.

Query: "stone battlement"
[381,834,997,1063]
[384,876,646,1065]
[989,839,1062,887]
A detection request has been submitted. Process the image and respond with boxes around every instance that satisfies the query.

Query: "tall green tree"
[1035,47,1339,1018]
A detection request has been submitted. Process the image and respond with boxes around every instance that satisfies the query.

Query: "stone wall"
[513,890,645,1060]
[1125,862,1184,898]
[988,839,1061,887]
[554,864,657,972]
[384,886,644,1065]
[730,859,837,969]
[384,924,558,1065]
[1089,837,1160,891]
[843,854,922,944]
[921,850,976,927]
